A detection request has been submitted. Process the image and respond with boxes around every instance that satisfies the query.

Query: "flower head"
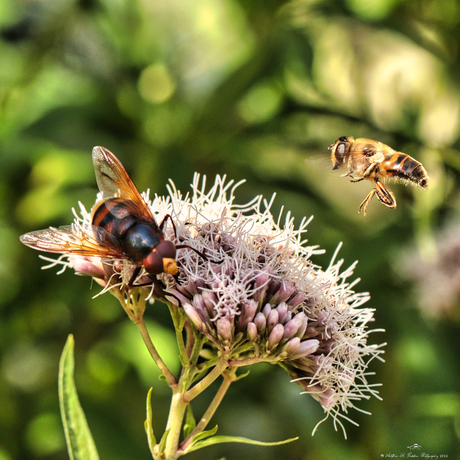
[41,173,384,436]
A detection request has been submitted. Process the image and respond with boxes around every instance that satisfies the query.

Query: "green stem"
[168,303,190,366]
[229,356,278,367]
[183,353,230,402]
[185,322,197,361]
[135,316,177,387]
[162,386,189,460]
[180,368,237,453]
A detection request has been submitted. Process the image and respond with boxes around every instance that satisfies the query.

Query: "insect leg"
[358,189,377,216]
[358,180,396,216]
[128,266,143,287]
[374,180,396,209]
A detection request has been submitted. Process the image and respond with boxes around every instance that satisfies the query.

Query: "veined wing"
[20,225,124,258]
[92,146,153,220]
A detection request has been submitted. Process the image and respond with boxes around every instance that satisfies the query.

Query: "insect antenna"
[159,214,223,265]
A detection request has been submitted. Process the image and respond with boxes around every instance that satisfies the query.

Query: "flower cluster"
[400,219,460,318]
[45,173,384,435]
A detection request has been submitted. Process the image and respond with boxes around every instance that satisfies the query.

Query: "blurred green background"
[2,0,460,458]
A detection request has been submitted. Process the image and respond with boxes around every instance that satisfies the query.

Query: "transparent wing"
[92,146,153,220]
[20,225,124,258]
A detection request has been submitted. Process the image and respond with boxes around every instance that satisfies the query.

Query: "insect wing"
[92,146,153,220]
[20,225,124,258]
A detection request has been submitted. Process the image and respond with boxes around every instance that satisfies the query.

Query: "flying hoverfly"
[328,136,429,215]
[20,146,199,285]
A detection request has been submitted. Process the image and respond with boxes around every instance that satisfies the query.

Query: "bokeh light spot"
[138,63,176,104]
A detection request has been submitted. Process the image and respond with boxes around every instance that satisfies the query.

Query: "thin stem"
[184,322,196,360]
[135,316,177,387]
[168,304,189,366]
[180,368,237,453]
[188,331,206,368]
[183,353,230,402]
[229,356,278,367]
[162,387,188,460]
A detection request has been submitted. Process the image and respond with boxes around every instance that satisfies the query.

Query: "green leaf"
[189,434,298,453]
[190,424,218,443]
[234,370,251,381]
[157,428,171,456]
[183,405,196,439]
[58,334,100,460]
[145,388,157,454]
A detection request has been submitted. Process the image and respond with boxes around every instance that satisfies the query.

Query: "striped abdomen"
[91,197,162,261]
[381,154,428,188]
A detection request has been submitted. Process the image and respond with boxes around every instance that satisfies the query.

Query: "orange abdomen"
[381,154,428,187]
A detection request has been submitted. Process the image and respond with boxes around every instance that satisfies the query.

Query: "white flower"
[40,173,385,436]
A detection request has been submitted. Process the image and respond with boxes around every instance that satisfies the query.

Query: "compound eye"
[337,143,346,155]
[143,241,178,276]
[143,251,163,275]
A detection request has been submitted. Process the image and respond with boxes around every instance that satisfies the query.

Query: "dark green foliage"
[2,0,460,458]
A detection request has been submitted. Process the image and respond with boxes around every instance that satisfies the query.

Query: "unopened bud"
[296,316,309,339]
[282,318,301,340]
[69,255,105,279]
[236,299,258,333]
[252,271,271,304]
[202,290,218,317]
[247,322,258,342]
[266,309,279,334]
[254,312,266,333]
[284,337,301,356]
[267,323,284,351]
[262,303,271,318]
[270,281,295,305]
[183,304,205,332]
[288,292,307,309]
[276,303,288,323]
[216,316,233,343]
[289,339,319,359]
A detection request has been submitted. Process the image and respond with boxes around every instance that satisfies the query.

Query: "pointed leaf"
[191,424,218,443]
[157,428,171,456]
[183,405,196,439]
[234,370,250,381]
[58,335,99,460]
[145,388,157,453]
[189,434,298,453]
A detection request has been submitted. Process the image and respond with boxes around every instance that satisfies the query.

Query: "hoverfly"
[20,146,196,285]
[328,136,429,216]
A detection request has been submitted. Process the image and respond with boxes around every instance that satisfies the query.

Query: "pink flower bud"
[247,322,258,342]
[216,316,233,343]
[282,318,301,340]
[262,303,271,318]
[267,324,284,351]
[270,281,295,305]
[68,255,105,279]
[183,304,205,332]
[254,312,266,333]
[276,303,288,323]
[236,300,258,333]
[266,309,279,334]
[252,271,271,304]
[289,339,319,359]
[284,337,301,355]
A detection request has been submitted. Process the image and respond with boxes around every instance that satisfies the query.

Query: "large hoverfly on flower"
[328,136,429,216]
[20,147,204,285]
